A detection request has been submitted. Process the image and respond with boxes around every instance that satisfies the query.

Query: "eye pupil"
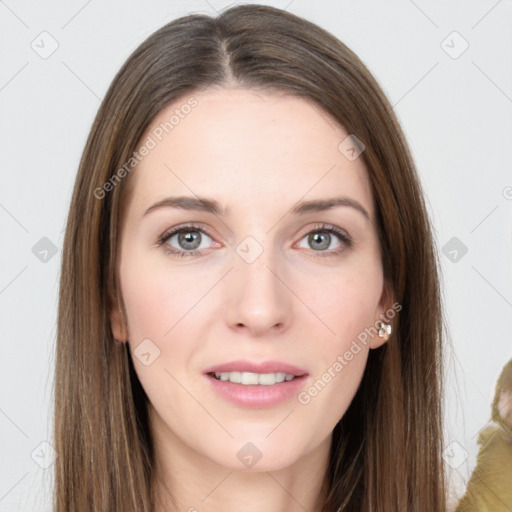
[178,230,201,250]
[309,232,330,250]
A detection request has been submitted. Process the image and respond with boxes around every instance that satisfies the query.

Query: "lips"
[203,359,309,408]
[203,359,308,377]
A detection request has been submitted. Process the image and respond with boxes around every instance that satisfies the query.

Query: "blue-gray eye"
[166,229,213,251]
[297,230,343,251]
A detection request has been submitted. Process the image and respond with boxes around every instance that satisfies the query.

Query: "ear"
[369,280,397,349]
[109,291,129,343]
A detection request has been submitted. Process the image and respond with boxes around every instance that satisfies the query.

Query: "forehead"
[127,87,374,218]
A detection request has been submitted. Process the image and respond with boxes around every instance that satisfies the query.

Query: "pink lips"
[203,359,308,376]
[203,359,309,409]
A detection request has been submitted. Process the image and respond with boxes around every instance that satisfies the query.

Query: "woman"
[54,4,447,511]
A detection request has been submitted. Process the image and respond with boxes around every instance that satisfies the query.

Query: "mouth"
[203,360,309,407]
[203,359,308,383]
[207,371,303,386]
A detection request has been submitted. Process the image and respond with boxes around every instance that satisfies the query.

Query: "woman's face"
[112,87,391,472]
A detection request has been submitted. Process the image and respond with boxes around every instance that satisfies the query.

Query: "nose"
[224,243,293,337]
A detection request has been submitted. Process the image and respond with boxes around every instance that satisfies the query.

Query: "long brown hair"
[54,4,447,511]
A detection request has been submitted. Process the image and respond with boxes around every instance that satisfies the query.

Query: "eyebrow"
[143,195,370,221]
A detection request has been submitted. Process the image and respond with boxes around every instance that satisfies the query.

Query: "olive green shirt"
[456,425,512,512]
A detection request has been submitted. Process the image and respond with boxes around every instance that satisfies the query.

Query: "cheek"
[120,251,210,341]
[120,250,218,400]
[308,276,376,385]
[119,253,206,416]
[322,279,379,334]
[303,256,384,342]
[293,257,383,422]
[122,272,171,341]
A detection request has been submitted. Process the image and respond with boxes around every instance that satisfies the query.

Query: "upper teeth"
[213,371,296,385]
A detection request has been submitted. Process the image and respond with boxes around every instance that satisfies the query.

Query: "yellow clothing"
[456,424,512,512]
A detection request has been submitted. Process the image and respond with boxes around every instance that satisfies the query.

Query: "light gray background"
[1,1,511,511]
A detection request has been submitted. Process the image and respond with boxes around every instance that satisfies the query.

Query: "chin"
[208,437,307,473]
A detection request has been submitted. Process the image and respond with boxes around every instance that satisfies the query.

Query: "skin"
[111,87,393,512]
[498,388,512,427]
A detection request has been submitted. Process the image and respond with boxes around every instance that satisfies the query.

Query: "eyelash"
[156,223,352,259]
